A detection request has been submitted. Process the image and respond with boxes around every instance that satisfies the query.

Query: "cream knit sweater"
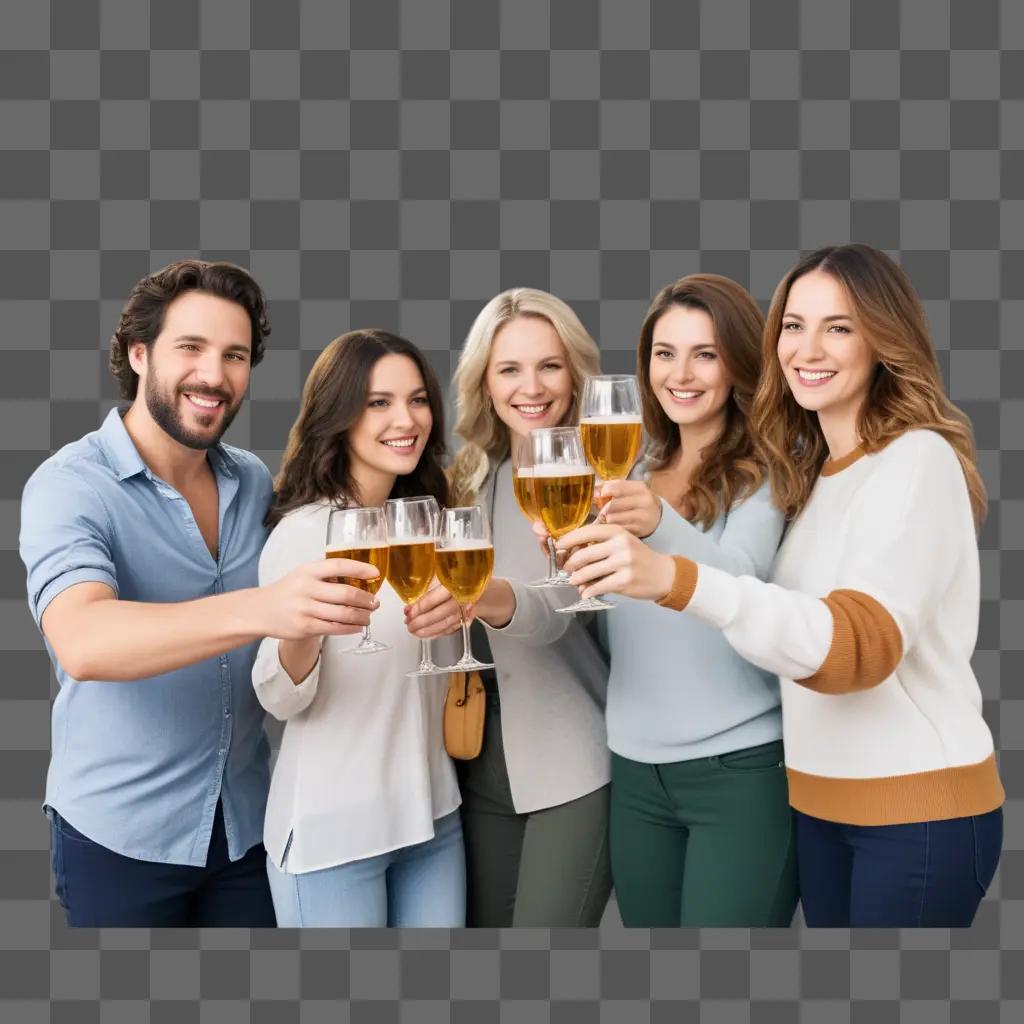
[659,429,1003,826]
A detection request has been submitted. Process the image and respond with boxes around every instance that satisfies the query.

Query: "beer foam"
[580,415,643,424]
[532,463,594,478]
[436,540,494,551]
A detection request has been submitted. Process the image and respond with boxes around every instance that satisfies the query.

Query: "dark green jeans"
[610,741,798,927]
[456,692,612,927]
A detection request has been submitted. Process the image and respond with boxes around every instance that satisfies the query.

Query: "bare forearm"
[473,577,516,629]
[278,637,322,685]
[54,588,267,681]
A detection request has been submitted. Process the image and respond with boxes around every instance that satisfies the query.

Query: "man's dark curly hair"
[108,260,271,400]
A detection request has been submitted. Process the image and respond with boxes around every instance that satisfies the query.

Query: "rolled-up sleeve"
[252,637,321,720]
[20,465,118,630]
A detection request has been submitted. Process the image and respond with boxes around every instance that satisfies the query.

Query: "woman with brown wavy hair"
[580,274,797,927]
[252,329,465,927]
[561,245,1004,927]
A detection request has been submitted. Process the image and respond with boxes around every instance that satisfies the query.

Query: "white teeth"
[798,369,837,381]
[185,395,221,408]
[516,404,549,414]
[669,390,701,399]
[382,438,416,448]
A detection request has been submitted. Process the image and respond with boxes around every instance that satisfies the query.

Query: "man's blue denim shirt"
[20,408,273,866]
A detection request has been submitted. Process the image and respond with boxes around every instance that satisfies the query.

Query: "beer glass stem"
[359,625,373,649]
[546,537,558,581]
[459,606,472,664]
[418,637,433,672]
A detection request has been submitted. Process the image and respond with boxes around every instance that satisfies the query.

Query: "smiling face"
[648,304,732,432]
[778,269,877,427]
[131,290,252,450]
[346,353,433,498]
[484,316,575,444]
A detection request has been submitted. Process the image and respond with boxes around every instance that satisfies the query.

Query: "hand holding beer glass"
[326,506,390,655]
[385,496,446,677]
[434,506,496,671]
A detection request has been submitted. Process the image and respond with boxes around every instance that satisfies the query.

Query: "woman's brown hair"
[266,330,448,528]
[753,243,986,524]
[637,274,767,529]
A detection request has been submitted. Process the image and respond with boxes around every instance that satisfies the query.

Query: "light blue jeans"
[266,810,465,927]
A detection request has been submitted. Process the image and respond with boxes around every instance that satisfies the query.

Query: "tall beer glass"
[579,374,644,510]
[326,506,390,655]
[435,506,496,671]
[512,436,561,587]
[531,426,612,614]
[385,495,444,677]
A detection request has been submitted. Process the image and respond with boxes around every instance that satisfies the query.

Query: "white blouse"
[252,502,461,875]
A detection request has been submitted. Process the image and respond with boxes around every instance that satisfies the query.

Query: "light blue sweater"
[602,478,786,764]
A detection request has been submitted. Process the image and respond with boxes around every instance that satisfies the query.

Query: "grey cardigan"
[477,458,611,813]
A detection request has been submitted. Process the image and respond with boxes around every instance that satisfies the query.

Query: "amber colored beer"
[533,466,594,539]
[326,545,389,595]
[512,467,540,522]
[580,416,643,481]
[435,543,495,604]
[386,540,436,603]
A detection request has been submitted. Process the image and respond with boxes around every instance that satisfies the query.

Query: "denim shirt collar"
[99,406,238,483]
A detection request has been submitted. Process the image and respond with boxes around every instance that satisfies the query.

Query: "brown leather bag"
[443,671,485,760]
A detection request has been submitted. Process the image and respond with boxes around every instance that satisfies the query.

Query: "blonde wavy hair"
[752,244,987,525]
[449,289,602,504]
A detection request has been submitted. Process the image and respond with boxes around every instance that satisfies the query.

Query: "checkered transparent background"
[1,0,1022,1019]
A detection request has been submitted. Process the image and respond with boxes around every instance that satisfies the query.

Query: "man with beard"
[20,261,379,926]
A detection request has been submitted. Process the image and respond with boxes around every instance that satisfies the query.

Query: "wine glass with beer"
[326,506,390,655]
[579,374,644,513]
[434,506,496,671]
[385,496,445,677]
[512,435,562,587]
[531,426,613,614]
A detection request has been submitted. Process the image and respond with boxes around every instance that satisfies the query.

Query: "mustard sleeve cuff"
[656,556,699,612]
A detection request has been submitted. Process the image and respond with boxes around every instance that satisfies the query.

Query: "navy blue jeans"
[50,802,276,928]
[796,807,1003,927]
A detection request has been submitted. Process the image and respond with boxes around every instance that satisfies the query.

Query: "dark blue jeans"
[796,807,1003,927]
[50,802,276,928]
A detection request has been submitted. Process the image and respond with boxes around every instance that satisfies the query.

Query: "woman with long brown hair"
[561,245,1004,926]
[252,329,464,927]
[582,274,797,926]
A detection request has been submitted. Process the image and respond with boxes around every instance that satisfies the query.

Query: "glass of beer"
[579,374,644,512]
[434,506,496,671]
[385,495,445,678]
[512,436,561,587]
[531,425,613,614]
[326,505,390,655]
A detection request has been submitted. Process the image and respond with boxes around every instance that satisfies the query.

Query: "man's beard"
[144,372,240,451]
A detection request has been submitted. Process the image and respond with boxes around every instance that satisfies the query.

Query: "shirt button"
[224,708,231,718]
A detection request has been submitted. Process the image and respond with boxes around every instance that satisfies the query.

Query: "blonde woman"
[561,246,1003,927]
[406,289,612,926]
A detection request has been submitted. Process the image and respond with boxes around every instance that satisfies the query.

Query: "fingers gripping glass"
[326,506,389,655]
[434,506,496,672]
[385,496,446,678]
